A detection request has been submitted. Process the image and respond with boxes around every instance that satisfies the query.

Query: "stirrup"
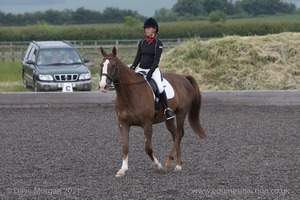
[164,108,175,120]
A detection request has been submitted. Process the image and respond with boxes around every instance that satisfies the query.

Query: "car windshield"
[37,48,82,66]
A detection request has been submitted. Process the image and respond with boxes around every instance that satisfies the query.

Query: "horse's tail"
[185,75,206,139]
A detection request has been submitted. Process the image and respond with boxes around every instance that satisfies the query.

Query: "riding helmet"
[143,17,159,33]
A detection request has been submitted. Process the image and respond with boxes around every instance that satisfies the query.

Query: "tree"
[124,16,141,27]
[239,0,296,16]
[208,10,226,23]
[173,0,206,16]
[72,7,94,24]
[102,7,142,23]
[203,0,235,15]
[44,9,63,25]
[31,11,46,24]
[154,8,178,22]
[0,11,5,25]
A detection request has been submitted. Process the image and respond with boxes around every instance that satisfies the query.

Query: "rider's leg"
[159,90,175,120]
[152,69,175,120]
[136,68,160,114]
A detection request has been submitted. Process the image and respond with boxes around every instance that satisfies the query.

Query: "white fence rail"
[0,39,183,64]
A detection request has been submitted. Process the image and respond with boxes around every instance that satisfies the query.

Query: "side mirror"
[83,58,89,63]
[26,60,35,65]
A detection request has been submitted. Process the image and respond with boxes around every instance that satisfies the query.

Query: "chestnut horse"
[99,47,206,177]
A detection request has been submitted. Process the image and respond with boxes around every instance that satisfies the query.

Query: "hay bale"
[161,32,300,90]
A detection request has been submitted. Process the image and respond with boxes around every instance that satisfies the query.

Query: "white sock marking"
[121,156,128,171]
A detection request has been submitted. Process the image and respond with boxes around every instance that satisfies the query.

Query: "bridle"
[100,57,146,87]
[100,57,119,83]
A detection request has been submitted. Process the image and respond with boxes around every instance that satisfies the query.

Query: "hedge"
[1,21,300,41]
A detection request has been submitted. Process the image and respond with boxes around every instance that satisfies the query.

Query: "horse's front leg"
[116,122,130,177]
[144,124,164,173]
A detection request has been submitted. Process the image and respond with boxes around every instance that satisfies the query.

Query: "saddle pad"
[137,72,175,99]
[162,78,175,99]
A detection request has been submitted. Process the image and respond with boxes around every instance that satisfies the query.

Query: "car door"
[23,47,37,86]
[22,46,33,86]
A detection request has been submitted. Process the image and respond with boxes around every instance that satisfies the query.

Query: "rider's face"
[144,27,156,37]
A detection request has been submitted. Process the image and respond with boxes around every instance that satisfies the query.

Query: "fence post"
[11,50,15,63]
[21,47,24,58]
[10,42,16,63]
[1,48,5,62]
[116,40,119,49]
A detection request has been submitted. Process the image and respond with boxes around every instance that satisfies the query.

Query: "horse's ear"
[100,47,107,57]
[112,47,117,57]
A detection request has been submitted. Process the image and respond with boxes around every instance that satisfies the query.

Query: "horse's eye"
[100,63,104,67]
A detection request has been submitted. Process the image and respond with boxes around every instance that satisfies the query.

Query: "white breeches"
[136,67,164,93]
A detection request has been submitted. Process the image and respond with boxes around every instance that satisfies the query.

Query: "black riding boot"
[159,91,175,120]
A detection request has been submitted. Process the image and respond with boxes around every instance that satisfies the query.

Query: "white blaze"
[99,59,109,89]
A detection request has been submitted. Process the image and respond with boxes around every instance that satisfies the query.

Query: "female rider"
[130,17,175,120]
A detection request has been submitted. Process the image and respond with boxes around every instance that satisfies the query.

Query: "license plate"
[58,83,76,88]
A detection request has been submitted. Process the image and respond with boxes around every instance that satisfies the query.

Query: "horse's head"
[99,47,119,92]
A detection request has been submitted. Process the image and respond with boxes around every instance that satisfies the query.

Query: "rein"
[101,57,146,87]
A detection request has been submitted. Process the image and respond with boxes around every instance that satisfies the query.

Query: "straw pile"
[161,32,300,90]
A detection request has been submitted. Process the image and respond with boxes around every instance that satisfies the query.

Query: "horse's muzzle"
[99,84,108,93]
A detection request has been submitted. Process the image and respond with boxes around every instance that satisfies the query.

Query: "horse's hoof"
[165,163,173,171]
[115,169,126,177]
[174,165,182,171]
[154,162,162,170]
[154,163,165,174]
[155,168,165,174]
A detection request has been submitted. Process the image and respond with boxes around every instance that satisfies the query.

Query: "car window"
[24,46,33,60]
[56,48,82,63]
[68,49,82,63]
[28,48,37,62]
[38,48,82,65]
[37,51,48,65]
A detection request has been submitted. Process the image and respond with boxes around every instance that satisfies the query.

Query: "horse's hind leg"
[165,114,186,171]
[174,115,185,171]
[144,124,163,173]
[165,119,177,169]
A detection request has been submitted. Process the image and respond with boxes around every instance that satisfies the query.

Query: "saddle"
[137,71,175,114]
[137,71,175,100]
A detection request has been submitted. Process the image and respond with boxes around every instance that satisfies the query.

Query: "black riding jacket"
[132,38,163,73]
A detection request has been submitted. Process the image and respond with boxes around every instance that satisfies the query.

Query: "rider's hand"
[146,71,153,79]
[130,65,136,70]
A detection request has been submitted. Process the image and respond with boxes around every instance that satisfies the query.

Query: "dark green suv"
[22,41,92,91]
